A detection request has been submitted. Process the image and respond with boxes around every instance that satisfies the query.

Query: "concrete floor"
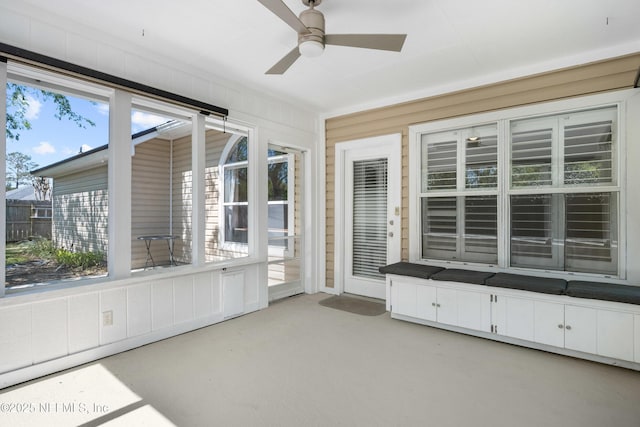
[2,292,640,426]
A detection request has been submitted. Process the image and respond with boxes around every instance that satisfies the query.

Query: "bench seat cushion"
[566,281,640,305]
[430,269,495,285]
[485,273,567,295]
[378,262,444,279]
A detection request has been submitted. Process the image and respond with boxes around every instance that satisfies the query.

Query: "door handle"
[388,232,394,237]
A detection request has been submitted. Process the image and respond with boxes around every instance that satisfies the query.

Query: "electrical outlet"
[102,310,113,326]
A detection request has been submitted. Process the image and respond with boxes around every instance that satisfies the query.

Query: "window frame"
[219,134,250,253]
[409,91,628,281]
[266,151,295,257]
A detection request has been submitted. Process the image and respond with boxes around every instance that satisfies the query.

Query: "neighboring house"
[6,186,38,201]
[32,121,250,270]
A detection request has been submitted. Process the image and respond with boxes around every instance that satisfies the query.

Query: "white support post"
[191,113,206,266]
[0,60,7,297]
[108,89,132,279]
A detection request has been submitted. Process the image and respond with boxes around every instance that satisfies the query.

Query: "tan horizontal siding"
[131,139,171,269]
[52,165,108,256]
[324,52,640,289]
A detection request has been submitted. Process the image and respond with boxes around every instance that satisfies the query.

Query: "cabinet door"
[222,271,245,319]
[457,290,491,332]
[416,284,437,321]
[596,309,634,362]
[564,305,597,354]
[493,296,535,341]
[391,281,417,318]
[434,287,457,326]
[534,301,565,347]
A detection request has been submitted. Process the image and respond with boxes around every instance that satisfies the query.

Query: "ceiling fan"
[258,0,407,74]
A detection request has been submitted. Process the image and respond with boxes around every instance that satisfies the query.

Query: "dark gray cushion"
[566,281,640,305]
[485,273,567,295]
[378,262,444,279]
[430,269,495,285]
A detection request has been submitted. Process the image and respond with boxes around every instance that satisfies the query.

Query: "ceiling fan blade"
[266,47,301,74]
[258,0,310,34]
[325,34,407,52]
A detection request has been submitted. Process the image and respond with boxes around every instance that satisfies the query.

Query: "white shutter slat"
[466,134,498,189]
[511,126,553,187]
[564,120,613,185]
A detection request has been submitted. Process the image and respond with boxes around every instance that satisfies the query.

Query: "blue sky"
[6,85,169,170]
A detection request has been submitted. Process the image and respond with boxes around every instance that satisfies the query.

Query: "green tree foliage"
[5,83,95,141]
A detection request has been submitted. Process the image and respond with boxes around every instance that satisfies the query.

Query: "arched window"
[221,136,249,245]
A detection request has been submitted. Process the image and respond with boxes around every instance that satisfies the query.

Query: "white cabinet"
[494,297,635,362]
[563,305,597,354]
[595,308,634,361]
[390,279,491,332]
[492,296,563,346]
[388,274,640,367]
[534,300,565,348]
[492,295,535,341]
[457,288,491,331]
[563,305,634,362]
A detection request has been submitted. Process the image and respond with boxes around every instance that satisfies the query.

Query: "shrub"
[54,248,105,269]
[20,237,55,259]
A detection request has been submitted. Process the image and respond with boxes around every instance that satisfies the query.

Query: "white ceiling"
[16,0,640,115]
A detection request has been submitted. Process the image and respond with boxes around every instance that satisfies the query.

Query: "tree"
[5,83,95,142]
[32,176,52,201]
[6,152,38,189]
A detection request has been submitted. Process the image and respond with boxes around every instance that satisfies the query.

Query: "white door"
[336,134,401,300]
[267,146,305,302]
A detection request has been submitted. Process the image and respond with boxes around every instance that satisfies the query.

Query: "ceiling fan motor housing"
[298,8,325,45]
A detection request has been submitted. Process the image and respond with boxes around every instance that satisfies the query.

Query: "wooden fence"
[6,200,52,242]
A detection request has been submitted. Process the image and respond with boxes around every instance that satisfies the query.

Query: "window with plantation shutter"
[417,103,620,278]
[465,134,498,189]
[565,192,617,274]
[507,106,619,274]
[563,111,615,186]
[464,195,498,260]
[423,138,457,191]
[422,196,457,258]
[511,121,554,187]
[420,124,498,264]
[352,158,388,280]
[510,194,557,269]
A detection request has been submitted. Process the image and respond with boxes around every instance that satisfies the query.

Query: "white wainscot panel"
[152,278,174,330]
[174,277,195,325]
[243,266,259,308]
[32,299,69,364]
[0,306,32,373]
[193,272,214,319]
[69,293,100,354]
[127,283,152,337]
[100,288,127,345]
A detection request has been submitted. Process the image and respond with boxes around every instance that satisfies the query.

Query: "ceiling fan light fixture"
[299,40,324,57]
